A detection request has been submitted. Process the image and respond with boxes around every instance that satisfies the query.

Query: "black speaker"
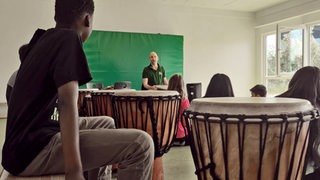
[187,83,202,102]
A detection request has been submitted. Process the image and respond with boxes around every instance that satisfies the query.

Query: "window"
[264,27,304,96]
[310,25,320,66]
[279,29,303,74]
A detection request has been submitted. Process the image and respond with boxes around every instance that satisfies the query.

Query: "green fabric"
[82,30,183,90]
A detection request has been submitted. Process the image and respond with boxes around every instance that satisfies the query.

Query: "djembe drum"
[78,89,97,116]
[90,89,135,117]
[112,90,181,180]
[183,97,319,180]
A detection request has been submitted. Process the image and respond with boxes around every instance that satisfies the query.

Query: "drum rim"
[191,97,312,104]
[184,109,319,123]
[187,97,314,116]
[113,90,180,96]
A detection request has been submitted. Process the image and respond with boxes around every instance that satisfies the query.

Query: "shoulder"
[159,64,165,70]
[143,65,152,71]
[182,98,190,105]
[180,98,190,110]
[48,28,79,37]
[46,28,81,45]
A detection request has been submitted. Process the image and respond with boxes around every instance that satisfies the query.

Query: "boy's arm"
[57,81,84,180]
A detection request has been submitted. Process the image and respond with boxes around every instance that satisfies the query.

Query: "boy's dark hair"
[250,84,267,97]
[55,0,94,25]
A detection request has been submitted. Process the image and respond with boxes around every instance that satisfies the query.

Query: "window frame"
[262,24,312,96]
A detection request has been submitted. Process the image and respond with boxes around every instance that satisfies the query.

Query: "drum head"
[93,89,135,93]
[188,97,313,116]
[114,90,179,96]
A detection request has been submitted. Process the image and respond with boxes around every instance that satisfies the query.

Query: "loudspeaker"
[187,83,202,102]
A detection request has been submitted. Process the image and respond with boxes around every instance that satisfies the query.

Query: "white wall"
[255,0,320,27]
[0,0,55,103]
[0,0,256,103]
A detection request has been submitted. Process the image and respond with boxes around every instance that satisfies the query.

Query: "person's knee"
[91,116,115,129]
[79,116,115,129]
[101,116,115,128]
[134,130,154,157]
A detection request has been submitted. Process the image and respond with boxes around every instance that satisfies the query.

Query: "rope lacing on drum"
[273,114,289,180]
[286,112,305,180]
[183,109,319,180]
[237,115,246,180]
[161,95,181,154]
[301,109,318,178]
[194,163,220,179]
[219,114,230,180]
[257,114,269,180]
[206,113,221,180]
[112,95,181,158]
[145,95,181,157]
[193,112,221,180]
[145,98,161,157]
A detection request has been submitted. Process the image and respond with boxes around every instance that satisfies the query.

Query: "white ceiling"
[151,0,293,12]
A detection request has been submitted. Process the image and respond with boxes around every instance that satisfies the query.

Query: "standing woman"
[277,66,320,179]
[167,74,190,145]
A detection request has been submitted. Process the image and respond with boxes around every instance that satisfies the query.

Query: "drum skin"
[112,90,181,157]
[184,97,319,180]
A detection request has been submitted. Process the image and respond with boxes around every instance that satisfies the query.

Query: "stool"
[0,170,65,180]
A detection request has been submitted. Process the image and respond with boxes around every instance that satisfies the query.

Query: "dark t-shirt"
[141,64,166,90]
[2,28,92,175]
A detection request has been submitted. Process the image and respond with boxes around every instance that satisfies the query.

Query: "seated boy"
[1,0,154,179]
[250,84,267,97]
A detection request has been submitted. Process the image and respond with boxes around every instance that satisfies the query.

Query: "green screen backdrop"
[82,30,184,90]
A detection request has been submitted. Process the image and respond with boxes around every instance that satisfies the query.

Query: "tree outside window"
[311,25,320,67]
[265,28,303,96]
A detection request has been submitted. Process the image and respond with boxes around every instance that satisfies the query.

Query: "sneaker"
[173,137,186,146]
[173,140,185,146]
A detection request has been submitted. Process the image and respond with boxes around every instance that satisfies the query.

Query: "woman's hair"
[55,0,94,25]
[277,66,320,171]
[204,73,234,97]
[278,66,320,108]
[167,74,187,99]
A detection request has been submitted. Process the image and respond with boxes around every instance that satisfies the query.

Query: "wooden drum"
[184,97,319,180]
[112,90,181,157]
[90,89,135,117]
[78,89,97,116]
